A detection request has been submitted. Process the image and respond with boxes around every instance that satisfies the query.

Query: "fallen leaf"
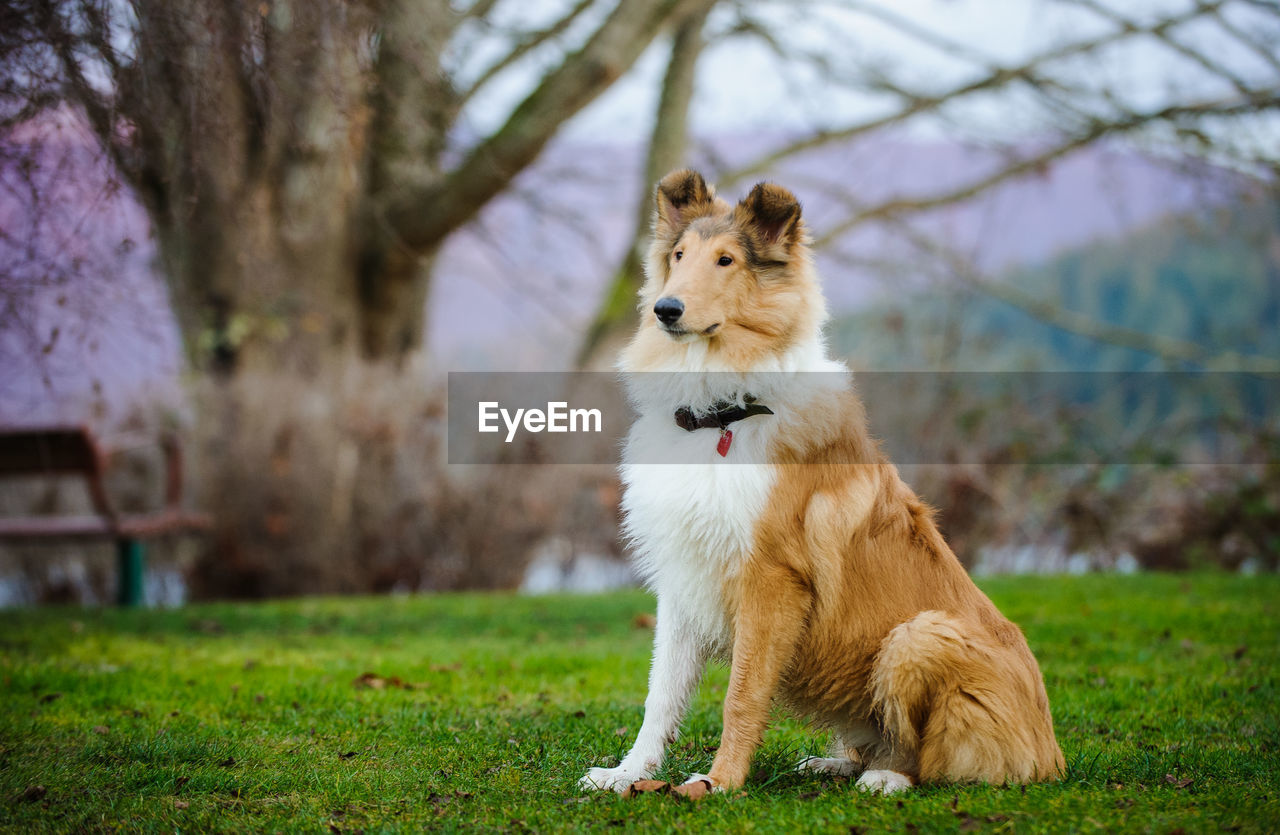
[672,780,711,800]
[625,780,671,798]
[92,725,110,735]
[174,800,189,810]
[632,613,656,629]
[1164,774,1193,789]
[613,726,629,737]
[353,672,413,691]
[17,785,46,803]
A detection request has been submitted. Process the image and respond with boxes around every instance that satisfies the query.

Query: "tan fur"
[629,170,1064,790]
[624,170,826,372]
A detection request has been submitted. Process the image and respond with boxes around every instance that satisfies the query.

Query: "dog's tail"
[869,610,1065,783]
[869,610,967,752]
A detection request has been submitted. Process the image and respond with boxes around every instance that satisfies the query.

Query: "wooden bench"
[0,425,212,606]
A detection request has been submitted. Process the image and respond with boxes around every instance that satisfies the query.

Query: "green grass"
[1,574,1277,833]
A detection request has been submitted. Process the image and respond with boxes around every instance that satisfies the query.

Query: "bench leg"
[116,539,145,607]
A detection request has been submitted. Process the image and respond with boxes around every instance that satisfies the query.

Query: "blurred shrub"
[184,365,621,599]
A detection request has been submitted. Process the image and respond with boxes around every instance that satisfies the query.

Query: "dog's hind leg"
[795,721,876,777]
[869,610,1064,788]
[796,752,858,777]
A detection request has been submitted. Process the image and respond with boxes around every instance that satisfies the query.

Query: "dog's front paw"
[579,765,651,793]
[855,769,913,794]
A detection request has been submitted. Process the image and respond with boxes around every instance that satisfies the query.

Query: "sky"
[454,0,1280,157]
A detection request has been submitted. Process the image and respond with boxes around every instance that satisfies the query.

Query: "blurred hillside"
[831,193,1280,371]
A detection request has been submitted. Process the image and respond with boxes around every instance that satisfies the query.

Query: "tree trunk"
[576,3,712,368]
[35,0,715,596]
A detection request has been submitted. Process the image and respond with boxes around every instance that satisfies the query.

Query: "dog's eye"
[674,250,683,261]
[717,255,733,266]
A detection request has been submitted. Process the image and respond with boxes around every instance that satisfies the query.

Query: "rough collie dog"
[580,169,1064,796]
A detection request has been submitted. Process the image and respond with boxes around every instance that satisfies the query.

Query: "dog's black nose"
[654,297,684,326]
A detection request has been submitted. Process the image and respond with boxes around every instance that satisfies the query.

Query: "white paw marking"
[855,769,913,794]
[681,772,722,793]
[580,765,651,793]
[796,756,859,777]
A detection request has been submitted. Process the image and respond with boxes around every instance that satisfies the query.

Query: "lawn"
[1,573,1277,833]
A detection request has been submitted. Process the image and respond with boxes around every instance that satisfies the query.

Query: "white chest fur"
[617,336,848,646]
[620,413,777,647]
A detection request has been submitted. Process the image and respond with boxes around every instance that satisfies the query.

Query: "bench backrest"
[0,426,104,476]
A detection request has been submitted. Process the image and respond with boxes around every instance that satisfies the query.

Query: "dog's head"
[628,169,824,370]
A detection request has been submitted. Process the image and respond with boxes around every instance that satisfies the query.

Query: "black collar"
[674,397,775,432]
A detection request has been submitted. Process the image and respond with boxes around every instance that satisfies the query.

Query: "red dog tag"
[717,428,733,457]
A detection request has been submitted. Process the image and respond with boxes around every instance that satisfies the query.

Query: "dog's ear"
[655,169,715,237]
[734,182,803,250]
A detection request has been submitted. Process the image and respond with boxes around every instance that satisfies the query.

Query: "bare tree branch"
[457,0,598,106]
[1208,4,1280,75]
[575,0,714,366]
[716,0,1231,187]
[811,90,1280,249]
[383,0,705,253]
[1061,0,1255,96]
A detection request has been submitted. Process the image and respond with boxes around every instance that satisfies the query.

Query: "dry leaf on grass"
[632,613,656,629]
[352,672,420,690]
[620,778,713,800]
[671,779,711,800]
[624,780,671,798]
[17,785,46,803]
